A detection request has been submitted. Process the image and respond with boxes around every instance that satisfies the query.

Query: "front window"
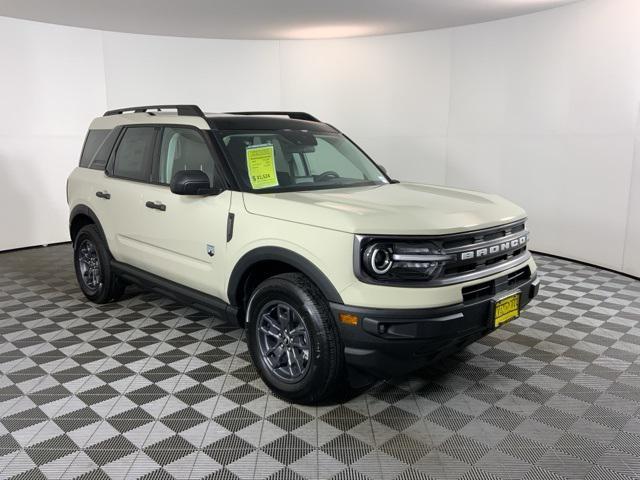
[217,130,388,192]
[157,127,216,185]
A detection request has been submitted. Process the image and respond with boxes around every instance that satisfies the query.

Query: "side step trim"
[111,260,239,325]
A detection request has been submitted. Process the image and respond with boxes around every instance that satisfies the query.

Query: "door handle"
[145,201,166,211]
[95,191,111,199]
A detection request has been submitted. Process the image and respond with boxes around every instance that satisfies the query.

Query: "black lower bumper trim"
[331,272,539,378]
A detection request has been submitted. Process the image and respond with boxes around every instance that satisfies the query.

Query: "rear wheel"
[246,273,345,404]
[73,224,125,303]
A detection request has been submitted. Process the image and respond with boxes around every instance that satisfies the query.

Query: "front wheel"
[246,273,345,404]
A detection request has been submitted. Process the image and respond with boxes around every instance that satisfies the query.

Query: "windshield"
[217,130,389,192]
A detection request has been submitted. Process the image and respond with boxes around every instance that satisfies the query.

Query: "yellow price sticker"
[246,144,279,189]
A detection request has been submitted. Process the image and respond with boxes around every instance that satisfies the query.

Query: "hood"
[242,182,526,235]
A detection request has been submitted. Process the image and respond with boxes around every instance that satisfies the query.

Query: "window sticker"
[246,144,279,189]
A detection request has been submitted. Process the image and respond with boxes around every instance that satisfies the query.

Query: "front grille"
[441,222,525,250]
[439,220,528,282]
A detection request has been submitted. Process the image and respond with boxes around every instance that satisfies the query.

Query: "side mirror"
[377,164,399,183]
[170,170,218,195]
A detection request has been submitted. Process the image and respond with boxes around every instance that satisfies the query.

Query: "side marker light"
[339,313,359,326]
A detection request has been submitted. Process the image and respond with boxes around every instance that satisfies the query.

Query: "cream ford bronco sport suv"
[67,104,539,403]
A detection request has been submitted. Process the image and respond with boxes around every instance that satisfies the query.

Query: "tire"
[246,273,345,404]
[73,224,125,303]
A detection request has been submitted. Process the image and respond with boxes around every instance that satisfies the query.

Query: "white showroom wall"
[0,17,107,252]
[1,0,639,276]
[101,32,281,112]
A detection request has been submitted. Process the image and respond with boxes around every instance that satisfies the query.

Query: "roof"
[90,105,337,133]
[205,114,338,133]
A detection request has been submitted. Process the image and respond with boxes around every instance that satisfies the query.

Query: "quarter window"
[113,127,155,181]
[79,130,109,168]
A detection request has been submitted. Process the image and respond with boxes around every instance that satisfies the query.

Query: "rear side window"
[79,130,109,167]
[113,127,156,181]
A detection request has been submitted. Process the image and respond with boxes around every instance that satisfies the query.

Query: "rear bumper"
[331,269,540,378]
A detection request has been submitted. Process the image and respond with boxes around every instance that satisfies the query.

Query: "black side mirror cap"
[170,170,221,195]
[377,164,399,183]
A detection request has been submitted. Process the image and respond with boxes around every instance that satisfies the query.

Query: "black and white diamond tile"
[1,245,639,479]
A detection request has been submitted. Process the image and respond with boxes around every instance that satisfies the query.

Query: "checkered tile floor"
[0,245,639,479]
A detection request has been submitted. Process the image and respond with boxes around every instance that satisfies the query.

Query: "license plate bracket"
[493,292,521,328]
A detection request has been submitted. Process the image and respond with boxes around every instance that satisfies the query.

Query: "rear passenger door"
[104,125,159,265]
[133,126,231,300]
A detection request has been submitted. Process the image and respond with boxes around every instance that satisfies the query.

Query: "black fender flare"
[227,246,343,307]
[69,205,108,246]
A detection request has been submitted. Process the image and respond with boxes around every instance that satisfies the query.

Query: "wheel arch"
[227,247,343,311]
[69,205,107,247]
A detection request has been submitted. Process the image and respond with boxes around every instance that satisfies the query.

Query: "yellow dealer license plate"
[494,292,521,327]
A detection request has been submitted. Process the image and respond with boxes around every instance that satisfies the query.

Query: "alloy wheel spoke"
[265,352,280,369]
[262,314,281,333]
[278,346,289,366]
[259,326,280,340]
[266,342,282,355]
[285,349,295,376]
[290,341,308,351]
[288,326,306,337]
[291,348,303,373]
[277,305,291,332]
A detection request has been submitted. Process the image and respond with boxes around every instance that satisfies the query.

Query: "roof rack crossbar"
[103,104,205,117]
[226,111,320,122]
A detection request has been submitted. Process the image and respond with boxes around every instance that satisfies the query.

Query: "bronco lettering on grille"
[459,234,528,261]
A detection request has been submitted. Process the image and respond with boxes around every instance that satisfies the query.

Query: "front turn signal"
[339,313,359,326]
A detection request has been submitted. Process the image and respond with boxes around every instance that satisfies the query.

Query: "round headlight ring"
[364,244,393,275]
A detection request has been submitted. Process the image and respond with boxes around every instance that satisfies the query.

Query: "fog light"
[339,313,359,326]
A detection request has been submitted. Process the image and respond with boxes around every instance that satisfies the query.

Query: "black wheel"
[246,273,345,404]
[73,224,125,303]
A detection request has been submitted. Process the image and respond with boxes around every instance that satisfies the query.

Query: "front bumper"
[330,267,540,378]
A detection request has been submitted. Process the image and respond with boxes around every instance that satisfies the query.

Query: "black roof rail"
[103,104,205,117]
[226,111,320,122]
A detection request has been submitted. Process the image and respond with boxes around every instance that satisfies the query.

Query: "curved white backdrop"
[1,0,639,276]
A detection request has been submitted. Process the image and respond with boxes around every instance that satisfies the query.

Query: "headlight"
[360,240,451,282]
[363,244,393,274]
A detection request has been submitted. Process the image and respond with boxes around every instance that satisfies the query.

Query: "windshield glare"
[218,130,388,192]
